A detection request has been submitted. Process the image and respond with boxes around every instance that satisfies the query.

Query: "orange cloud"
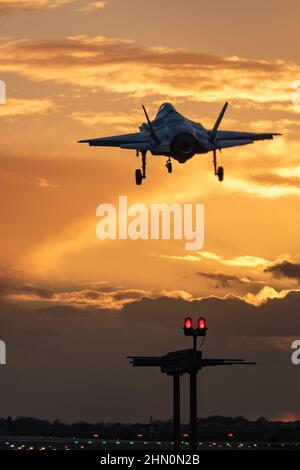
[162,251,270,267]
[243,285,299,306]
[0,35,299,109]
[71,110,139,132]
[1,263,299,310]
[77,1,107,11]
[0,97,56,117]
[2,271,193,310]
[0,0,73,12]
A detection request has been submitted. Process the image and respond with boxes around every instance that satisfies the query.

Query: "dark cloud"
[36,304,89,318]
[0,270,300,422]
[20,285,54,299]
[265,260,300,282]
[196,271,247,288]
[121,292,300,337]
[113,290,146,301]
[0,274,54,299]
[252,174,300,188]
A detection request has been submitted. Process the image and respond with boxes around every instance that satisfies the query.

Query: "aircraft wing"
[78,132,150,148]
[214,130,281,150]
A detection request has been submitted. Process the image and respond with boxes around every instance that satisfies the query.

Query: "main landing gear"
[135,150,147,185]
[135,152,174,185]
[213,149,224,182]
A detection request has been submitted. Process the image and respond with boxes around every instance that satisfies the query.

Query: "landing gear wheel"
[166,161,172,173]
[217,166,224,182]
[135,169,143,185]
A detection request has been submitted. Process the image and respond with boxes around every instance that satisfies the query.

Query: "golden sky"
[0,0,300,423]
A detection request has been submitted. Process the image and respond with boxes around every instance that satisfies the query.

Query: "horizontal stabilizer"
[120,143,152,151]
[217,139,254,150]
[215,130,281,141]
[78,132,149,147]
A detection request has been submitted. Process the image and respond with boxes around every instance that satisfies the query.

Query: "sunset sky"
[0,0,300,424]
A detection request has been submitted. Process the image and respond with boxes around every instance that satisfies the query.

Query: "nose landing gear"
[213,149,224,182]
[165,157,172,174]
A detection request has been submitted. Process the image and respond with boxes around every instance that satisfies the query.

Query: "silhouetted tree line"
[0,416,300,440]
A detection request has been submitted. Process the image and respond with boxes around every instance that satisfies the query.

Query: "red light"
[93,433,99,438]
[137,433,143,438]
[197,317,206,330]
[184,317,193,329]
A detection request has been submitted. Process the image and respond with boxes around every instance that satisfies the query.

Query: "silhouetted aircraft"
[78,102,281,185]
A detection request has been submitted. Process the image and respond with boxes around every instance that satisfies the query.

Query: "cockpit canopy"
[157,102,175,114]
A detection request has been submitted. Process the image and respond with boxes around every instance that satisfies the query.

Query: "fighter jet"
[78,102,281,185]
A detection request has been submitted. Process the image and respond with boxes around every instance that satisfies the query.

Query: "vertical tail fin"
[209,102,228,142]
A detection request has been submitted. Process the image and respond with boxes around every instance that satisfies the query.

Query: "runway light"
[197,317,206,329]
[184,317,193,329]
[196,317,207,337]
[184,317,194,336]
